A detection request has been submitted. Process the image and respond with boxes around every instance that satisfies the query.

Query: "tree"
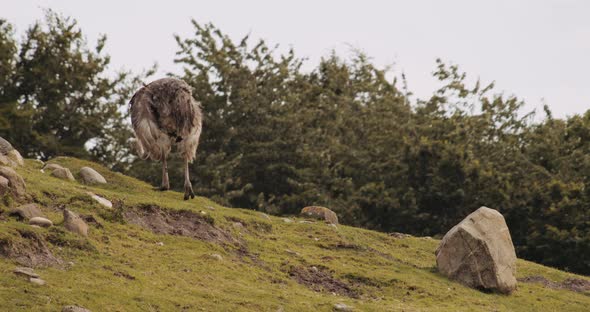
[0,10,149,165]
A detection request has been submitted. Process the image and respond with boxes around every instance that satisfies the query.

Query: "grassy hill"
[0,157,589,311]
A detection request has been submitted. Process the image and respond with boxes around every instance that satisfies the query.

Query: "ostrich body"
[129,78,202,200]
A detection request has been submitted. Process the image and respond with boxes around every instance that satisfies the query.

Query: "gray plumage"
[130,78,202,200]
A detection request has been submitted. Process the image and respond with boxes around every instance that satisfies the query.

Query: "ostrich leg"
[183,157,195,200]
[161,155,170,190]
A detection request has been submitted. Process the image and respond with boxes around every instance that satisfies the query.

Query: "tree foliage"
[0,10,148,165]
[127,21,590,274]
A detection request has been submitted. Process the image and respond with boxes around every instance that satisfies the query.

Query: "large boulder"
[79,167,106,184]
[435,207,517,294]
[51,168,75,181]
[0,137,24,167]
[0,154,15,167]
[63,209,88,237]
[300,206,339,225]
[10,203,45,220]
[0,166,26,198]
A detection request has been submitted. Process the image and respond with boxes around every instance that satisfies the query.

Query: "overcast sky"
[4,0,589,118]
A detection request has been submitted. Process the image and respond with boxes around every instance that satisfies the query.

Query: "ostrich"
[129,78,202,200]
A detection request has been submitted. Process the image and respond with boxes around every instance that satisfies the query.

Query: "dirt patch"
[234,245,268,269]
[288,265,359,298]
[519,275,590,293]
[103,265,136,280]
[319,241,367,251]
[80,214,103,229]
[114,271,136,280]
[225,216,273,234]
[0,229,62,268]
[343,273,389,288]
[124,204,237,245]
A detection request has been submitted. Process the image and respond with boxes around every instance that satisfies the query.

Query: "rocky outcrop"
[0,166,26,199]
[301,206,339,225]
[63,209,89,237]
[435,207,517,294]
[51,168,75,181]
[0,137,24,167]
[10,203,45,220]
[79,167,106,184]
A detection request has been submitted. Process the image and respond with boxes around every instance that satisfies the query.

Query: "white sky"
[3,0,589,118]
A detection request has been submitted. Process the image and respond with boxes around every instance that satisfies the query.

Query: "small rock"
[210,254,223,261]
[389,232,410,239]
[29,217,53,228]
[88,192,112,208]
[333,303,353,311]
[51,167,75,181]
[63,209,89,237]
[43,163,64,171]
[200,210,207,215]
[299,220,314,224]
[282,218,293,223]
[79,166,107,184]
[233,222,244,229]
[14,267,39,278]
[285,249,300,256]
[10,203,45,220]
[62,306,91,312]
[301,206,339,225]
[205,205,215,211]
[0,166,26,198]
[29,277,46,285]
[328,223,338,228]
[156,242,164,246]
[259,212,271,220]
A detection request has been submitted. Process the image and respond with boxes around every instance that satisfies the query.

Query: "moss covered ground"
[0,157,588,311]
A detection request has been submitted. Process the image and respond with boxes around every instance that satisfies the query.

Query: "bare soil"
[288,265,359,298]
[0,229,62,268]
[123,204,237,245]
[519,275,590,293]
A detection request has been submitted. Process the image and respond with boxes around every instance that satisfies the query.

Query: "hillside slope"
[1,157,589,311]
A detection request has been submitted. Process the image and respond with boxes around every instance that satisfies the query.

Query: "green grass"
[0,157,589,311]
